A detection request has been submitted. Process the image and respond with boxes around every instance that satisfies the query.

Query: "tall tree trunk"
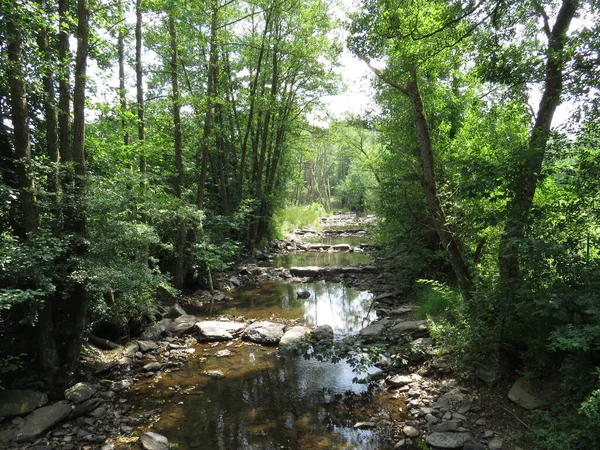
[498,0,579,280]
[34,0,61,387]
[136,0,146,174]
[7,5,39,237]
[238,8,272,201]
[61,0,90,382]
[58,0,72,164]
[197,0,219,211]
[169,13,187,288]
[405,69,473,301]
[118,0,130,147]
[169,14,184,198]
[36,0,60,198]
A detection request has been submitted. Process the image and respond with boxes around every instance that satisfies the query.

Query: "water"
[269,252,371,268]
[194,281,376,337]
[306,235,367,247]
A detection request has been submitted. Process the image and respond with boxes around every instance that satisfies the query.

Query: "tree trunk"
[58,0,72,164]
[197,0,219,211]
[61,0,90,382]
[36,0,60,198]
[7,5,39,237]
[498,0,579,280]
[169,14,184,199]
[33,0,61,386]
[405,68,473,302]
[136,0,146,174]
[118,0,130,147]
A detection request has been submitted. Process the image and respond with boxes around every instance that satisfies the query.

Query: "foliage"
[273,203,327,237]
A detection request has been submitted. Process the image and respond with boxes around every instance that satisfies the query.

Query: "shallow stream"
[128,233,395,449]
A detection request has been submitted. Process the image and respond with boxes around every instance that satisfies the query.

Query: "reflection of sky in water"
[299,282,375,336]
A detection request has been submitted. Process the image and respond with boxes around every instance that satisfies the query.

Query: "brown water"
[268,252,371,268]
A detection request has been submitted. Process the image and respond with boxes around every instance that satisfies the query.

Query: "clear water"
[269,252,371,268]
[127,281,393,449]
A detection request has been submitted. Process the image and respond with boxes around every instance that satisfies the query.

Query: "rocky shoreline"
[0,214,536,449]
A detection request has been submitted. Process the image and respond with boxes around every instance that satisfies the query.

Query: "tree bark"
[169,14,184,199]
[498,0,579,280]
[197,0,219,211]
[118,0,130,147]
[405,68,474,301]
[136,0,146,174]
[7,5,39,237]
[58,0,72,164]
[36,0,60,198]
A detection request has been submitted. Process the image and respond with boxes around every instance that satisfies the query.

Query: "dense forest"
[1,0,600,448]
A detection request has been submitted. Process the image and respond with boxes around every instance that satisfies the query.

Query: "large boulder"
[15,401,72,442]
[163,303,187,319]
[311,324,334,342]
[425,432,470,449]
[0,390,48,422]
[279,326,311,348]
[508,377,551,410]
[359,319,428,341]
[196,321,246,341]
[64,382,96,404]
[141,431,169,450]
[166,315,197,335]
[242,321,285,345]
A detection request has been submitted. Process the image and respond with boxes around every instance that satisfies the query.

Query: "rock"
[15,401,72,442]
[431,420,459,432]
[202,370,225,378]
[0,390,48,422]
[296,289,311,299]
[110,379,133,392]
[137,340,159,352]
[463,444,486,450]
[476,365,500,387]
[393,439,406,449]
[229,276,242,287]
[331,244,351,251]
[212,293,226,302]
[215,349,231,357]
[311,325,334,342]
[353,422,376,429]
[242,321,285,345]
[64,383,96,404]
[163,303,187,319]
[166,315,197,335]
[403,426,419,437]
[143,362,162,372]
[279,326,311,348]
[425,432,470,449]
[68,398,101,420]
[387,375,413,387]
[390,320,429,337]
[141,431,169,450]
[488,438,503,450]
[359,319,392,340]
[195,321,246,341]
[508,377,550,410]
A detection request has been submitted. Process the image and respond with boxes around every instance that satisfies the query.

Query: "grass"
[415,279,463,320]
[274,203,327,236]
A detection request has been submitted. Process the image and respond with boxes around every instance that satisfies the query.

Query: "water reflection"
[196,281,376,336]
[306,235,367,247]
[129,281,384,449]
[269,252,371,268]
